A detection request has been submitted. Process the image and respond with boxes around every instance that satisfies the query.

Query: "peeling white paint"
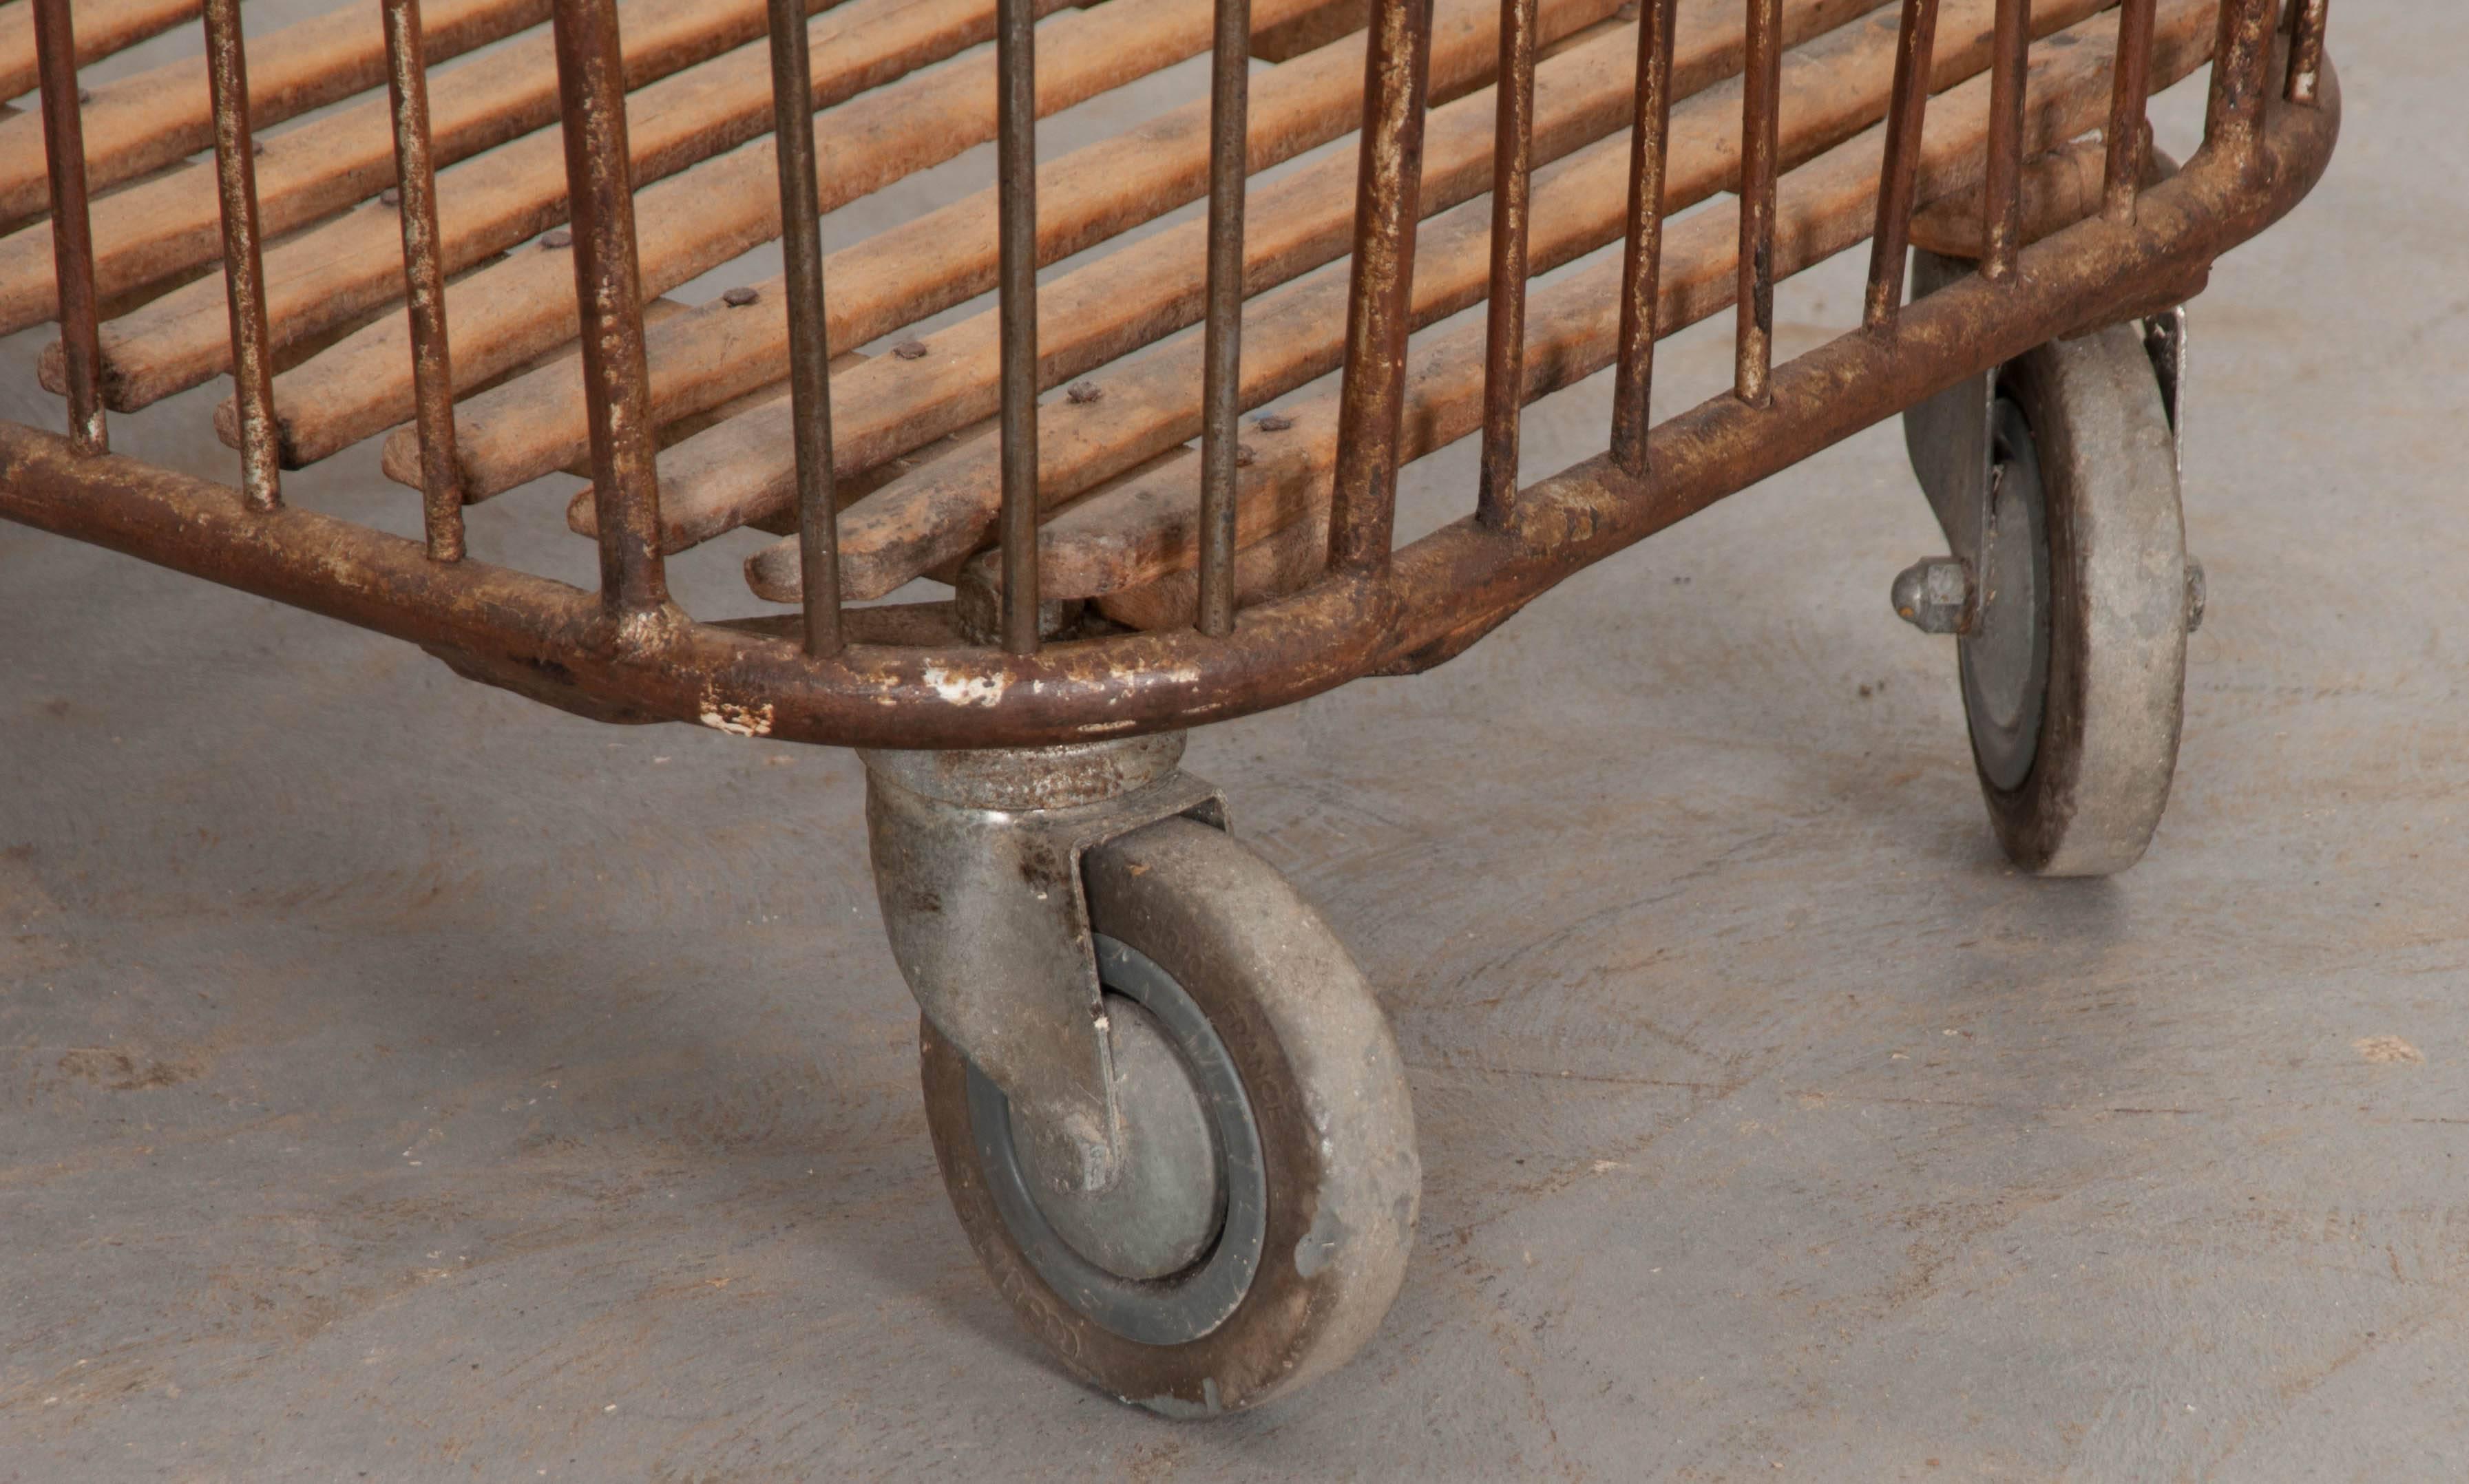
[921,663,1007,708]
[696,690,776,737]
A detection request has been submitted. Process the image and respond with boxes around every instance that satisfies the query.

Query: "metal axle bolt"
[1891,556,1973,635]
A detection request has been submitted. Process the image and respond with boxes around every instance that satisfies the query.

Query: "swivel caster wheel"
[1898,321,2200,876]
[918,816,1419,1415]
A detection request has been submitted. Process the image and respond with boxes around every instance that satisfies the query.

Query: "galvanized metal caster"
[862,737,1418,1414]
[1900,255,2196,876]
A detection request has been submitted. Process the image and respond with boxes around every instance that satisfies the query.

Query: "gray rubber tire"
[1971,324,2189,876]
[920,816,1419,1416]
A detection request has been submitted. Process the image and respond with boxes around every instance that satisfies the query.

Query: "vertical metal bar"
[1473,0,1535,525]
[995,0,1040,653]
[1608,0,1674,478]
[1326,0,1435,572]
[2204,0,2275,160]
[2101,0,2154,222]
[1861,0,1939,331]
[383,0,463,563]
[1733,0,1782,407]
[551,0,669,617]
[31,0,103,456]
[766,0,843,658]
[1979,0,2030,282]
[202,0,281,509]
[1195,0,1252,635]
[2284,0,2328,107]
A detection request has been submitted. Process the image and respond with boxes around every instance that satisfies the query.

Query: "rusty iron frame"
[0,0,2336,751]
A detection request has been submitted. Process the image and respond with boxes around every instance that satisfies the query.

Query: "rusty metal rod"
[1734,0,1782,405]
[1861,0,1937,330]
[995,0,1040,653]
[202,0,280,509]
[2101,0,2154,221]
[1979,0,2028,280]
[2284,0,2326,107]
[552,0,669,617]
[1608,0,1675,477]
[766,0,843,658]
[1475,0,1537,525]
[2204,0,2274,160]
[1325,0,1434,572]
[383,0,465,563]
[1196,0,1252,635]
[31,0,103,456]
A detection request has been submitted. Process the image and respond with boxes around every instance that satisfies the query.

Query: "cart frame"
[0,0,2336,752]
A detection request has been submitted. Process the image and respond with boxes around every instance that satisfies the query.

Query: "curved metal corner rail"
[1,0,2336,750]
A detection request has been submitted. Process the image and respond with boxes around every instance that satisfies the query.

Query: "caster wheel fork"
[863,737,1418,1415]
[1898,306,2199,876]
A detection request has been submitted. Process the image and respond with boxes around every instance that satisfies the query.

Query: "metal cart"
[0,0,2334,1413]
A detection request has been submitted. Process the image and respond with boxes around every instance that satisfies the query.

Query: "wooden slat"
[224,0,1337,467]
[631,0,1893,558]
[1,0,837,343]
[396,0,1630,506]
[1089,0,2217,625]
[760,0,2079,602]
[543,300,871,490]
[0,0,551,231]
[1909,133,2158,256]
[0,0,199,102]
[1250,0,1367,62]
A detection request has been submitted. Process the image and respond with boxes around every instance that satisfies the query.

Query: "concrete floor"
[3,6,2463,1481]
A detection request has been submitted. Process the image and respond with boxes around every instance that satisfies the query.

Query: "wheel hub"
[1961,397,2052,794]
[965,933,1268,1345]
[1016,994,1224,1280]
